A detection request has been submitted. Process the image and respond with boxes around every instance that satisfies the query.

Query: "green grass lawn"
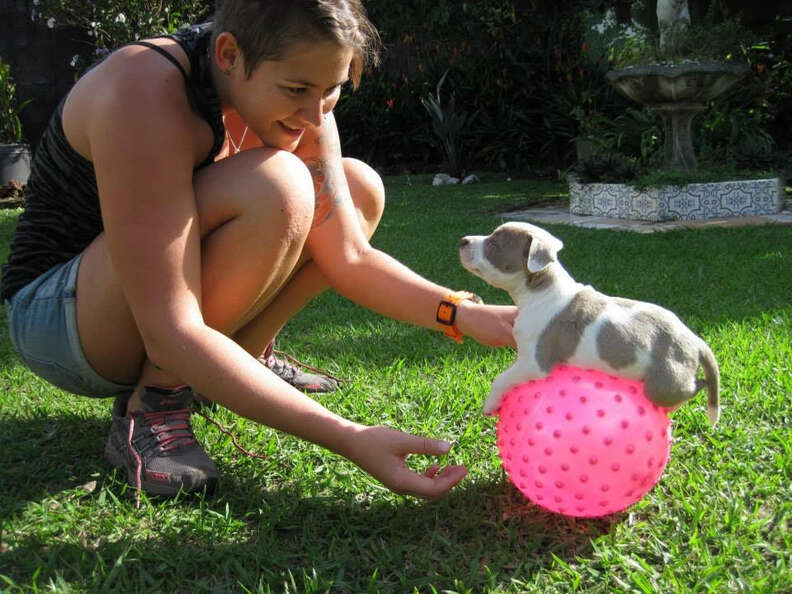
[1,177,790,593]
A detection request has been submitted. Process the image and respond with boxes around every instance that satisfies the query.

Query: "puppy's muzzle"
[459,237,477,271]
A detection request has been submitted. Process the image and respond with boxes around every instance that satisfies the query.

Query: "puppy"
[460,221,720,426]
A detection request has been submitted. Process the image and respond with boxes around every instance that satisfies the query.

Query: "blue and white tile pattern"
[570,178,783,222]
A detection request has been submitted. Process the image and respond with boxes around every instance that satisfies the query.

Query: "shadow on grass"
[1,457,617,592]
[0,412,617,592]
[285,323,498,371]
[0,414,111,519]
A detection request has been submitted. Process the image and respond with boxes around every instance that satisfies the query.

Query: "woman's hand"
[346,425,468,498]
[458,302,518,348]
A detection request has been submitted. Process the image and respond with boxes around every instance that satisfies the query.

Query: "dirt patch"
[502,198,569,212]
[481,197,569,214]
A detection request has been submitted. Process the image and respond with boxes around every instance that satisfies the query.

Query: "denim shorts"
[5,254,135,398]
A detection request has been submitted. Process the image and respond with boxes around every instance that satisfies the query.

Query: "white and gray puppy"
[460,221,720,426]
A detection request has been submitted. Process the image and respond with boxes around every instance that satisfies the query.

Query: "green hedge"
[337,0,607,174]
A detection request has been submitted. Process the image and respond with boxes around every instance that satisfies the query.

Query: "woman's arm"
[296,113,517,348]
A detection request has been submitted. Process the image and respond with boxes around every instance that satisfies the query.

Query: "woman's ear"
[214,31,242,76]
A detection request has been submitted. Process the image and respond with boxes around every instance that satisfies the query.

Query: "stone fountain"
[606,61,748,170]
[605,0,748,170]
[570,0,783,222]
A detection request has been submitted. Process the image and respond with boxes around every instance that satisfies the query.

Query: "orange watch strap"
[436,291,482,343]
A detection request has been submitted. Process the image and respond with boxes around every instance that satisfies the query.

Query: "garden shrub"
[337,0,629,174]
[0,57,31,145]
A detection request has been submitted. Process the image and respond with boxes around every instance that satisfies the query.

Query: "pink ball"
[496,365,672,517]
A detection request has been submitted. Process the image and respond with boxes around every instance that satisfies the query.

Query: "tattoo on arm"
[305,157,341,229]
[300,113,347,230]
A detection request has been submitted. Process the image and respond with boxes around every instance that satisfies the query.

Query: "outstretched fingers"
[352,426,468,499]
[394,461,468,499]
[392,432,468,499]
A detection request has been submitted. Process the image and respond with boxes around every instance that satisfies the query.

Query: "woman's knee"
[196,150,317,334]
[344,158,385,234]
[196,148,315,241]
[247,149,315,237]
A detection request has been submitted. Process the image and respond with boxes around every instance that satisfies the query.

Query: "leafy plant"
[575,2,788,180]
[0,57,31,145]
[699,104,776,169]
[693,31,792,171]
[420,70,475,178]
[571,152,639,183]
[581,1,652,69]
[571,151,777,188]
[607,107,663,164]
[629,164,778,189]
[610,4,757,67]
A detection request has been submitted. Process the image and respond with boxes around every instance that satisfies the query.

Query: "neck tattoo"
[223,115,249,154]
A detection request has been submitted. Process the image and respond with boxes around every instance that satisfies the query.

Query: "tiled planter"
[569,178,783,222]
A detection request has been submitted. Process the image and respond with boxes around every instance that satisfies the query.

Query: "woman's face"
[230,39,353,152]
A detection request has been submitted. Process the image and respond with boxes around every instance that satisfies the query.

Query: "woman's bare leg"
[233,157,385,356]
[74,152,384,401]
[75,148,315,394]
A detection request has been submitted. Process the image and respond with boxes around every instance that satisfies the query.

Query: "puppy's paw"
[482,391,503,416]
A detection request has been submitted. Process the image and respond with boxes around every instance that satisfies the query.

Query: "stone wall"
[0,0,88,151]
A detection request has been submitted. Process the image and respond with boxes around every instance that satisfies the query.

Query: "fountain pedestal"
[653,103,703,170]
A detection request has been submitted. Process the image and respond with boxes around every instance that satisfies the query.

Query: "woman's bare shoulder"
[63,40,202,161]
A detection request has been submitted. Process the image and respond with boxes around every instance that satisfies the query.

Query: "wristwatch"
[436,291,483,343]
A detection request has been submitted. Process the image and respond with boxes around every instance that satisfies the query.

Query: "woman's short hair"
[212,0,381,88]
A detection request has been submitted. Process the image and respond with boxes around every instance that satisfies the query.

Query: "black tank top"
[1,23,224,301]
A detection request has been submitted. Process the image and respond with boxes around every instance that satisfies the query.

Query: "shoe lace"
[192,406,272,462]
[127,407,196,510]
[143,409,196,451]
[128,416,143,509]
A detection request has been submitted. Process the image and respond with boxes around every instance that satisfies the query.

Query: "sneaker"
[104,386,219,499]
[258,341,339,393]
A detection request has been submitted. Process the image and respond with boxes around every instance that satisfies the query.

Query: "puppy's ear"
[525,232,563,273]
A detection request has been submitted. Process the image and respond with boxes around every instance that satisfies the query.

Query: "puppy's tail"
[696,342,721,427]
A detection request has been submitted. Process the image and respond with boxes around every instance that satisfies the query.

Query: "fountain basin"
[569,177,783,222]
[606,62,749,105]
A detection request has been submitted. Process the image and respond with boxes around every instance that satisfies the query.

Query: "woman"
[2,0,516,500]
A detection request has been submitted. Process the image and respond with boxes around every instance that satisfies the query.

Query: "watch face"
[437,301,456,325]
